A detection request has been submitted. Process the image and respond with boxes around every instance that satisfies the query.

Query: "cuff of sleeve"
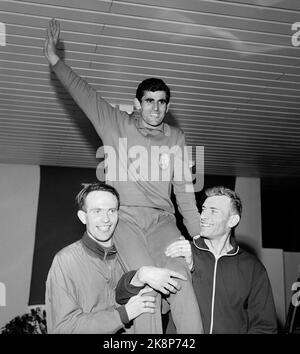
[51,59,60,70]
[116,306,130,325]
[126,270,145,293]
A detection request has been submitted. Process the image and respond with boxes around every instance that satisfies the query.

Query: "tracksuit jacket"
[192,235,278,334]
[45,233,132,334]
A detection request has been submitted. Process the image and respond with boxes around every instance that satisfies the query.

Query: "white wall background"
[0,163,40,328]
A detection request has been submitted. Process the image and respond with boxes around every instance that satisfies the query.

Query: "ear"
[133,98,141,111]
[166,102,170,113]
[77,210,87,225]
[228,214,240,228]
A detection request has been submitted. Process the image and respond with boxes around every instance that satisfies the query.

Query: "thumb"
[169,270,187,281]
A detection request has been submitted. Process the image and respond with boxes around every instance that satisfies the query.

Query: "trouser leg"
[113,212,162,334]
[147,213,203,334]
[165,257,203,333]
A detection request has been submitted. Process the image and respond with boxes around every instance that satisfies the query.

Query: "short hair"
[76,182,120,211]
[136,78,171,104]
[205,186,242,217]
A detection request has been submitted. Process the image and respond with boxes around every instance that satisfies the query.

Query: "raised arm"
[43,19,119,135]
[44,18,60,66]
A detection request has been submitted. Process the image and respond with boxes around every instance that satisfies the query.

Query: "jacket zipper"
[193,238,239,334]
[209,256,219,334]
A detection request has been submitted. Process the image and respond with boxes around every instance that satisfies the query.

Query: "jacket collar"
[82,232,117,261]
[132,111,171,137]
[193,234,239,256]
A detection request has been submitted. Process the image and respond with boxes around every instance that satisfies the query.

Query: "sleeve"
[172,131,201,237]
[51,59,120,137]
[247,260,278,334]
[115,270,144,305]
[45,254,126,334]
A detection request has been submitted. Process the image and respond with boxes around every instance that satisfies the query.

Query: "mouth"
[97,225,111,231]
[200,222,211,228]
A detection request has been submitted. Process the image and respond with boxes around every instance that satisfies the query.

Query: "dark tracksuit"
[192,236,278,334]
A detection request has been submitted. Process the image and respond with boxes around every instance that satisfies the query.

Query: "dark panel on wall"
[29,166,97,305]
[261,177,300,252]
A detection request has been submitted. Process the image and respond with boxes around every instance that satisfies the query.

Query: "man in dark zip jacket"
[117,186,278,333]
[165,186,278,333]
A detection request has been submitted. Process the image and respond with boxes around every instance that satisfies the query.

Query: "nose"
[100,210,110,223]
[153,101,159,111]
[200,210,209,220]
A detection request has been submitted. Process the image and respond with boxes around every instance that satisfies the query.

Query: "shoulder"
[164,123,186,145]
[237,246,268,274]
[168,124,184,136]
[52,240,83,267]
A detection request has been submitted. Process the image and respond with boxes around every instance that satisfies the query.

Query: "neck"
[141,119,163,130]
[204,232,232,256]
[87,231,113,248]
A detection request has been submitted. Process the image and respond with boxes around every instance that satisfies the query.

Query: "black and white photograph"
[0,0,299,346]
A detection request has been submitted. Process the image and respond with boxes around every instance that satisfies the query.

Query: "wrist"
[48,54,60,66]
[131,266,147,287]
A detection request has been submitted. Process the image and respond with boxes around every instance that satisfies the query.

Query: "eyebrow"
[144,98,167,102]
[89,207,116,211]
[202,206,220,211]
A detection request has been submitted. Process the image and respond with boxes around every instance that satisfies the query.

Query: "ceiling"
[0,0,300,178]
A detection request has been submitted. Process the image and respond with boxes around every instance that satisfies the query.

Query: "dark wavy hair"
[136,77,171,104]
[75,182,120,211]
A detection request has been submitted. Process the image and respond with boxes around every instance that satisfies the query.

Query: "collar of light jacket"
[193,234,240,255]
[82,232,117,260]
[132,111,171,137]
